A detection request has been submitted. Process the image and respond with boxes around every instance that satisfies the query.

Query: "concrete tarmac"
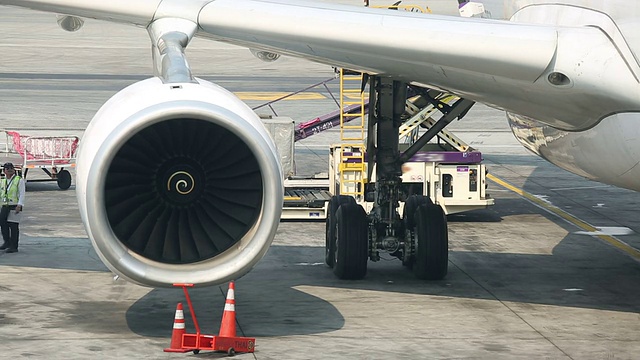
[1,6,640,360]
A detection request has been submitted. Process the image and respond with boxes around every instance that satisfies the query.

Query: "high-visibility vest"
[1,176,21,205]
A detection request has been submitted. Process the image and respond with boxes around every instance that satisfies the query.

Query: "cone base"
[179,334,256,354]
[212,336,256,353]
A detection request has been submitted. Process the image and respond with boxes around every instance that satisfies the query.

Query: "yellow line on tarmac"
[342,94,370,100]
[487,173,640,261]
[234,92,326,100]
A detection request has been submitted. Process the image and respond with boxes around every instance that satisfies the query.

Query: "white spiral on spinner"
[167,171,195,195]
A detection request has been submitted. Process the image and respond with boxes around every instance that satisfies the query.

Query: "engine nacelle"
[76,77,283,288]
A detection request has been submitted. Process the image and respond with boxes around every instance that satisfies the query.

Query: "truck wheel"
[325,195,356,268]
[413,202,448,280]
[57,169,72,190]
[333,203,368,280]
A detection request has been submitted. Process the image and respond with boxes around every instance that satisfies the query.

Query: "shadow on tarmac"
[3,158,640,340]
[123,227,640,340]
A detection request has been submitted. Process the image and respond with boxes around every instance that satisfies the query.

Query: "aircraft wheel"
[402,247,414,269]
[413,202,448,280]
[403,195,431,230]
[333,203,368,280]
[325,195,356,268]
[57,169,72,190]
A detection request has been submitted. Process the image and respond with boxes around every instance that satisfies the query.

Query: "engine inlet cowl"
[76,77,283,288]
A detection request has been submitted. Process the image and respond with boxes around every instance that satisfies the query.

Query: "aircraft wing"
[1,0,639,129]
[0,0,158,26]
[196,0,640,131]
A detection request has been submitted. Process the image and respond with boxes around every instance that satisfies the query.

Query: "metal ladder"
[338,68,366,201]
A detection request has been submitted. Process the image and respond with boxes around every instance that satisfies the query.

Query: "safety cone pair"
[164,303,190,353]
[163,282,255,354]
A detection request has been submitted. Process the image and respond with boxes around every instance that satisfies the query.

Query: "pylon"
[164,303,189,353]
[210,281,255,354]
[218,281,237,337]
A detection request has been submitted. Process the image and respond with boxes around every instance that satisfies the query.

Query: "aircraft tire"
[325,195,356,268]
[413,202,448,280]
[333,203,368,280]
[404,195,431,230]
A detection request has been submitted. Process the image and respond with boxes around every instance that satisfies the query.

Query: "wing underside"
[195,0,640,130]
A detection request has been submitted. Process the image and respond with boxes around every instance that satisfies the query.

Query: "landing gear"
[324,74,471,282]
[332,202,368,280]
[412,201,448,280]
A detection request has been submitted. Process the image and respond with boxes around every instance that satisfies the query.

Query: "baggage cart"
[1,130,79,190]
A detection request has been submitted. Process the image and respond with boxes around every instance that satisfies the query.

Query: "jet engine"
[75,77,283,288]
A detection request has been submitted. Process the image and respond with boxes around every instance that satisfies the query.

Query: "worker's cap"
[2,162,15,170]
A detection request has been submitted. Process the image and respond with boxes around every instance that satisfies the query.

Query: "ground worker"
[0,162,25,253]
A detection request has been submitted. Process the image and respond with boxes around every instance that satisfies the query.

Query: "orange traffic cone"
[164,303,189,353]
[218,282,237,337]
[211,281,255,354]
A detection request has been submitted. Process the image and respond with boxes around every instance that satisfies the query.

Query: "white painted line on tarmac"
[574,227,634,236]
